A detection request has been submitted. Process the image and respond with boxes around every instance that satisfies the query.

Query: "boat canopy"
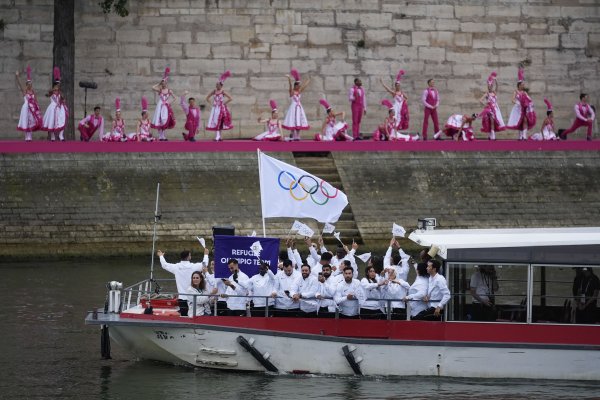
[408,227,600,265]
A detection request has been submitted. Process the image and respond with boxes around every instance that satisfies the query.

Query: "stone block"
[454,5,485,18]
[255,24,283,34]
[120,44,157,58]
[196,31,231,44]
[561,6,600,18]
[396,33,411,46]
[436,19,460,32]
[486,6,521,17]
[4,24,40,41]
[413,31,455,47]
[116,29,150,43]
[248,42,270,54]
[212,45,242,58]
[473,38,494,49]
[166,31,192,43]
[337,0,379,11]
[336,12,360,26]
[560,33,588,49]
[569,21,600,33]
[271,44,298,59]
[250,77,288,91]
[224,59,261,74]
[308,27,342,45]
[359,13,392,29]
[180,59,224,74]
[391,18,414,32]
[260,60,291,74]
[79,27,113,41]
[290,34,308,42]
[427,5,455,19]
[522,6,561,18]
[446,50,488,64]
[184,44,211,58]
[365,29,395,44]
[494,37,518,49]
[418,47,446,62]
[523,34,559,48]
[500,23,527,33]
[302,11,334,25]
[320,60,358,75]
[231,27,255,43]
[276,9,300,26]
[460,22,496,33]
[160,44,183,58]
[257,33,290,44]
[1,41,22,58]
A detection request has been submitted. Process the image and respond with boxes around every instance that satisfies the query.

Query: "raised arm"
[379,78,394,96]
[152,83,161,93]
[15,72,25,95]
[286,75,293,96]
[180,95,189,115]
[299,77,311,93]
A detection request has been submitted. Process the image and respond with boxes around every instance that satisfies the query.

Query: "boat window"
[531,265,600,324]
[446,263,528,323]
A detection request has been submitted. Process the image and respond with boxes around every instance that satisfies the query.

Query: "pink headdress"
[141,96,148,113]
[487,71,497,87]
[319,99,331,111]
[53,66,61,83]
[162,67,170,82]
[395,69,405,84]
[517,67,524,83]
[218,70,231,84]
[26,65,32,83]
[544,98,552,112]
[290,68,300,83]
[115,97,121,112]
[269,100,277,112]
[381,99,394,109]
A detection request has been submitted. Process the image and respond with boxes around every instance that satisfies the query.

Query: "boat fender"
[236,336,279,373]
[342,345,362,376]
[101,324,111,360]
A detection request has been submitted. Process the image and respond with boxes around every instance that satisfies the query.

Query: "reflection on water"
[1,260,599,399]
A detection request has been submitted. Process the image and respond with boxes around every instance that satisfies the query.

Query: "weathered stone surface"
[308,27,342,45]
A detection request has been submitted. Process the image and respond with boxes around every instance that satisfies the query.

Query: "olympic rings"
[277,170,339,205]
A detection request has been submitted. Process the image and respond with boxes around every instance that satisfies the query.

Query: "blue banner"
[213,235,280,278]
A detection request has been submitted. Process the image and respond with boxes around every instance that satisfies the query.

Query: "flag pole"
[257,148,266,238]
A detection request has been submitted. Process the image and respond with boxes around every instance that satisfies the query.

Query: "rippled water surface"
[1,260,599,399]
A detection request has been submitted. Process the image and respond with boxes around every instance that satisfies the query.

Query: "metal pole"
[257,148,266,238]
[150,183,161,281]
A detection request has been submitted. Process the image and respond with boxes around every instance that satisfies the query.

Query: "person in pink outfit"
[421,78,440,141]
[102,98,127,142]
[314,99,352,142]
[283,68,311,141]
[180,91,201,142]
[479,71,505,140]
[78,106,104,141]
[441,114,477,141]
[530,99,558,141]
[15,66,43,141]
[131,97,154,142]
[373,100,418,142]
[254,100,282,141]
[151,67,176,141]
[560,93,595,141]
[348,77,367,140]
[205,70,233,141]
[380,70,409,132]
[506,67,536,140]
[42,67,68,142]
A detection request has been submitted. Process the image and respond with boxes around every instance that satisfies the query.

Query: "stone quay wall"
[1,0,599,140]
[1,151,600,259]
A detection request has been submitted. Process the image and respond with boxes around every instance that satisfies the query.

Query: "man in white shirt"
[331,243,359,280]
[247,261,278,317]
[470,265,499,321]
[404,262,429,318]
[334,265,365,318]
[274,259,301,317]
[291,264,320,317]
[157,249,207,316]
[316,264,337,318]
[221,259,249,316]
[414,260,451,321]
[383,238,410,282]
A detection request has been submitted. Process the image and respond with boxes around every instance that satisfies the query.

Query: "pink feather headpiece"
[269,100,277,112]
[162,67,170,82]
[319,99,331,111]
[487,71,497,87]
[26,65,32,82]
[115,97,121,112]
[290,68,300,83]
[53,66,61,83]
[141,96,148,112]
[395,69,405,83]
[544,98,552,112]
[517,67,524,83]
[219,70,231,84]
[381,99,394,109]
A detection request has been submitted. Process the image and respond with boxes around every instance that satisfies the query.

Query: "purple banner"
[213,235,280,278]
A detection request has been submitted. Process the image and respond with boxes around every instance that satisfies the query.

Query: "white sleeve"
[293,249,303,268]
[159,256,177,274]
[383,246,393,269]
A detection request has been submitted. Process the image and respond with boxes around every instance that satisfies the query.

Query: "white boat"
[85,226,600,380]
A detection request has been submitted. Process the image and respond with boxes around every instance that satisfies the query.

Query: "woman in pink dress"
[282,68,311,141]
[151,67,176,141]
[380,69,409,131]
[530,99,558,141]
[506,68,536,140]
[443,114,477,141]
[102,98,126,142]
[254,100,282,141]
[314,99,352,142]
[373,100,418,142]
[132,97,154,142]
[42,67,68,142]
[15,66,43,141]
[205,70,233,141]
[479,71,506,140]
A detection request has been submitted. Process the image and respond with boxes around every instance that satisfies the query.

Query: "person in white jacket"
[360,265,388,319]
[414,260,451,320]
[382,269,410,320]
[316,264,337,318]
[221,259,249,316]
[291,264,320,317]
[383,238,410,282]
[274,260,301,317]
[186,271,212,316]
[404,262,429,318]
[247,261,278,317]
[334,266,365,318]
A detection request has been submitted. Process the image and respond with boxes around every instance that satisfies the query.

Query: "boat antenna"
[150,182,161,281]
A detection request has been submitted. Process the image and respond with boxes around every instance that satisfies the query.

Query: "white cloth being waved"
[186,286,211,316]
[427,273,451,309]
[274,270,301,310]
[330,249,359,279]
[406,275,429,317]
[159,255,208,299]
[383,246,410,281]
[225,270,250,311]
[383,279,410,310]
[360,277,384,311]
[317,277,338,312]
[291,274,320,313]
[334,278,366,316]
[247,270,277,307]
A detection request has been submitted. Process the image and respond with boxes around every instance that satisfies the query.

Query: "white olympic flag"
[259,152,348,223]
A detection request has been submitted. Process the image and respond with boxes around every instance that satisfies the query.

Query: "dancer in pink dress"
[102,98,126,142]
[15,66,43,141]
[205,70,233,141]
[373,100,418,142]
[78,106,104,141]
[131,97,154,142]
[506,68,536,140]
[283,68,311,141]
[530,99,558,141]
[380,70,409,132]
[560,93,596,141]
[314,99,352,142]
[151,67,176,141]
[442,114,477,141]
[422,78,440,141]
[254,100,282,141]
[479,71,506,140]
[42,67,68,142]
[180,91,201,142]
[348,77,367,140]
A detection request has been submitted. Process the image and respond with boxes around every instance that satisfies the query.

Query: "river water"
[1,260,599,399]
